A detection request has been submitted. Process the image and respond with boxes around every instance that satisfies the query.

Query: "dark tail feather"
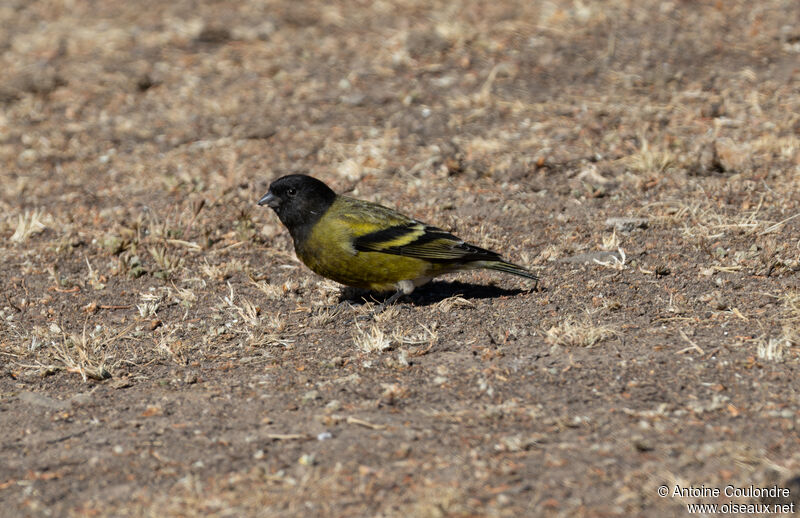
[486,260,539,284]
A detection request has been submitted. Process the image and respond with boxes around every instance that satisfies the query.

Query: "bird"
[258,174,538,304]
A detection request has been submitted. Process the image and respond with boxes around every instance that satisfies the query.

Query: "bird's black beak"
[258,192,280,209]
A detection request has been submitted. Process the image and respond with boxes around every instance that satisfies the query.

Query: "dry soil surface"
[1,1,800,517]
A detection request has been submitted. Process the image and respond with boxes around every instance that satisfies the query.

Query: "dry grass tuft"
[434,295,474,313]
[372,304,401,323]
[783,292,800,323]
[352,322,392,353]
[149,245,184,278]
[10,209,51,242]
[394,322,439,348]
[601,229,620,251]
[757,337,789,363]
[34,322,132,381]
[594,247,627,270]
[545,317,618,347]
[219,284,293,348]
[155,327,189,365]
[758,292,800,361]
[137,293,161,318]
[310,306,340,326]
[780,291,799,346]
[623,139,675,175]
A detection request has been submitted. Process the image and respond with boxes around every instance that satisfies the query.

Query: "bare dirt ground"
[1,1,799,516]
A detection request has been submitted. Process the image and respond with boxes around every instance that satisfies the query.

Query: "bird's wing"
[333,196,503,263]
[333,197,415,237]
[353,221,502,263]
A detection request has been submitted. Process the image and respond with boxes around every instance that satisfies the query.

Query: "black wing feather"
[353,223,503,264]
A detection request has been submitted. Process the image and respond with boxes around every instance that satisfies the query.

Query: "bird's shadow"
[340,280,539,307]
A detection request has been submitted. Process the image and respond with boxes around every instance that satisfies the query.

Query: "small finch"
[259,174,538,303]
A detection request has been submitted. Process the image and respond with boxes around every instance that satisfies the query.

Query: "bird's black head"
[258,174,337,242]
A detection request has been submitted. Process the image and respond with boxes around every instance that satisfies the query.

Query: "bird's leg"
[383,280,416,307]
[347,281,414,323]
[381,289,405,306]
[368,280,415,315]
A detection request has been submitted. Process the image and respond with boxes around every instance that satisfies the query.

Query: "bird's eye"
[287,188,297,197]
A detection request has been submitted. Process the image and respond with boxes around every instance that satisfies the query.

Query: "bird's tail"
[484,260,539,284]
